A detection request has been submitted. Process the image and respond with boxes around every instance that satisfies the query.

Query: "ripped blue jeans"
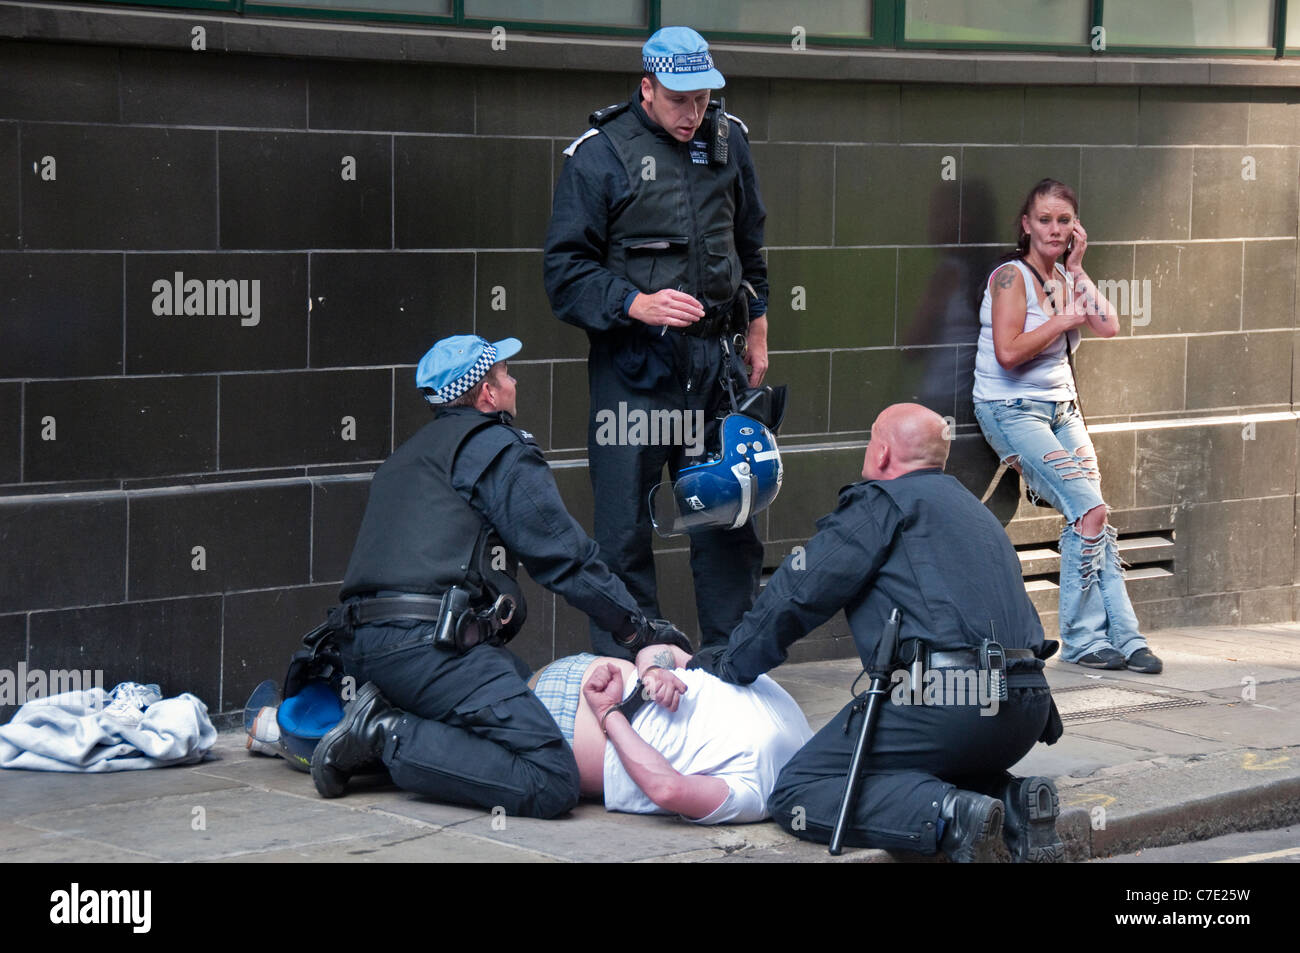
[974,398,1147,662]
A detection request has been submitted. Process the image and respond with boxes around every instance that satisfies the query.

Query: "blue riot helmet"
[649,413,782,537]
[276,681,344,772]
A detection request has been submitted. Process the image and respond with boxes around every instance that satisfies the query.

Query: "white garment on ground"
[0,688,217,772]
[602,669,813,824]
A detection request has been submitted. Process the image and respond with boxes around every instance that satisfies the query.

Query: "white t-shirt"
[602,669,814,825]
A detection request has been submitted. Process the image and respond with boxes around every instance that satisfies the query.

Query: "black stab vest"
[598,103,742,314]
[340,410,525,628]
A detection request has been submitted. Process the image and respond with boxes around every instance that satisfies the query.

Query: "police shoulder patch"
[562,128,600,157]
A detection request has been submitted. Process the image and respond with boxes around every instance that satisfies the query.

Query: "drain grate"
[1051,684,1205,724]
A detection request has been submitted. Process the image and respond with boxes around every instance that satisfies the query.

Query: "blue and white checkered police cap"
[415,334,522,405]
[642,26,726,91]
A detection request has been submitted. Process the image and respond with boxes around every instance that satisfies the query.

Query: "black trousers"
[340,618,580,820]
[586,332,763,657]
[767,684,1053,853]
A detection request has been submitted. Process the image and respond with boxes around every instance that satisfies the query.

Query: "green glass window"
[660,0,873,38]
[1104,0,1275,49]
[903,0,1089,45]
[465,0,646,28]
[246,0,453,15]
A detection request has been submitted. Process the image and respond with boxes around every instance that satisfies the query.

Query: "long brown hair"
[992,179,1079,273]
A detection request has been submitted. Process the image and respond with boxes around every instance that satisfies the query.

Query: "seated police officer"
[311,334,685,819]
[690,403,1066,862]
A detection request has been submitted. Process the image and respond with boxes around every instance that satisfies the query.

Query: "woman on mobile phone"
[972,178,1162,674]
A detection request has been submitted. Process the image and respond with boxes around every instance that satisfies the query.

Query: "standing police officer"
[544,26,770,658]
[311,334,684,818]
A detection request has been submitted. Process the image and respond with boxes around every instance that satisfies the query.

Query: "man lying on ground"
[530,644,812,824]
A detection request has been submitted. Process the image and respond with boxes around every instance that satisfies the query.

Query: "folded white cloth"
[0,685,217,772]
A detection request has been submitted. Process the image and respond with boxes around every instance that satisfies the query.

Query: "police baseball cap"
[415,334,522,405]
[642,26,725,91]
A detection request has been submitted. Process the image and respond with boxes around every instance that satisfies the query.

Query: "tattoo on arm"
[652,649,674,670]
[992,266,1016,297]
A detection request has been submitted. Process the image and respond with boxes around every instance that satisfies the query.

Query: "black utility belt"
[894,639,1038,704]
[338,589,516,654]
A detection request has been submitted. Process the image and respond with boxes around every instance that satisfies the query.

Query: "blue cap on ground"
[415,334,522,405]
[642,26,725,91]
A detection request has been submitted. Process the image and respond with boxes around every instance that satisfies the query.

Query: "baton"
[829,607,902,856]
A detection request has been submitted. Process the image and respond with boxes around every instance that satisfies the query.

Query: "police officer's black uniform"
[336,406,643,819]
[691,468,1063,852]
[544,95,769,658]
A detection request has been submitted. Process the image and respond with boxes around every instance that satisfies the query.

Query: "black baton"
[829,607,902,856]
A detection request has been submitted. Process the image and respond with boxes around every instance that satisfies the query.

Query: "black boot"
[938,789,1004,863]
[1001,776,1064,862]
[311,682,402,799]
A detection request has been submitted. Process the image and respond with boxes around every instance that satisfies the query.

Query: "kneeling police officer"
[312,333,685,818]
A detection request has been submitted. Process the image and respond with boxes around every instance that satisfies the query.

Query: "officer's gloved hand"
[614,615,692,655]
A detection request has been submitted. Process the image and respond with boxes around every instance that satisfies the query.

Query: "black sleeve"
[460,439,640,636]
[693,487,893,684]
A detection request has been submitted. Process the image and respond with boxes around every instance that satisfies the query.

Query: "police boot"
[1001,776,1064,862]
[311,682,401,799]
[938,789,1004,863]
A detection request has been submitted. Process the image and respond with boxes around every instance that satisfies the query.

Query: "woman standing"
[972,179,1162,674]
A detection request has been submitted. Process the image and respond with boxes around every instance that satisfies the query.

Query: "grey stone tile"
[1247,89,1300,146]
[219,369,391,469]
[222,583,336,713]
[1023,87,1139,145]
[550,359,590,452]
[1132,240,1242,335]
[959,146,1081,245]
[475,251,587,361]
[1183,496,1294,594]
[766,444,860,541]
[127,253,308,374]
[128,483,311,602]
[395,136,553,249]
[1134,422,1245,508]
[1185,330,1291,410]
[1242,238,1296,330]
[768,350,830,436]
[1091,429,1135,510]
[217,827,555,863]
[310,252,474,369]
[1138,88,1251,146]
[749,142,834,246]
[0,253,122,377]
[1080,147,1193,242]
[28,596,223,710]
[309,60,474,133]
[1068,720,1232,756]
[25,376,218,482]
[478,68,630,137]
[899,86,1022,144]
[1241,417,1297,499]
[19,788,412,862]
[1072,335,1186,417]
[219,131,391,250]
[835,144,959,246]
[21,124,218,250]
[0,40,119,122]
[1191,146,1300,240]
[719,77,771,144]
[1238,586,1297,625]
[122,48,307,128]
[830,347,956,430]
[767,81,898,143]
[0,762,246,821]
[766,247,896,350]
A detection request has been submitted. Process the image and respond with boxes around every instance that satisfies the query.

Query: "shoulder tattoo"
[992,265,1017,296]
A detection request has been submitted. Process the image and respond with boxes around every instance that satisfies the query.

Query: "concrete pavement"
[2,623,1298,863]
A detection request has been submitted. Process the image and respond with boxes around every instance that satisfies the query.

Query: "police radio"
[706,98,729,166]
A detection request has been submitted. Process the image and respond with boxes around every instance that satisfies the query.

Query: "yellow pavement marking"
[1215,846,1300,863]
[1241,752,1290,771]
[1062,792,1115,808]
